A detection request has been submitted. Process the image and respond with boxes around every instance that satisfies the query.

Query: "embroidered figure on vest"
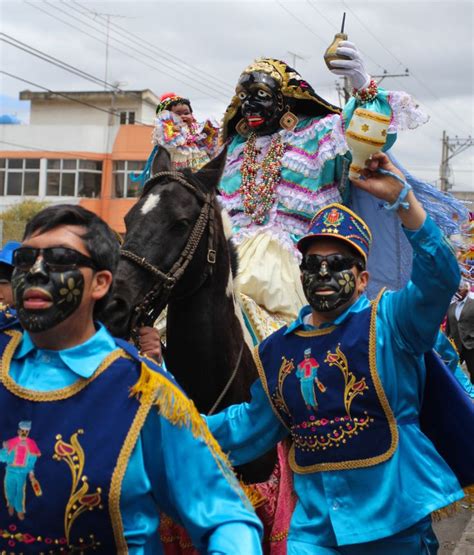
[0,420,41,520]
[296,348,327,410]
[325,344,369,417]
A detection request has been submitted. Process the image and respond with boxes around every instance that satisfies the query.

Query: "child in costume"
[0,205,262,553]
[206,152,474,554]
[152,92,219,171]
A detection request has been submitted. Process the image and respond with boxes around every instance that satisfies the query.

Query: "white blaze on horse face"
[141,193,161,215]
[221,208,233,241]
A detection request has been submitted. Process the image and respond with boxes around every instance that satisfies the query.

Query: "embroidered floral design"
[325,344,368,418]
[272,356,294,416]
[53,430,103,549]
[291,411,373,451]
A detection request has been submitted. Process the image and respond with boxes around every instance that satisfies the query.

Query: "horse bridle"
[120,170,217,342]
[120,169,243,414]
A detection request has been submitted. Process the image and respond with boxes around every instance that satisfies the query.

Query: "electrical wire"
[67,0,233,92]
[275,0,327,46]
[24,0,229,101]
[1,70,153,126]
[50,0,231,96]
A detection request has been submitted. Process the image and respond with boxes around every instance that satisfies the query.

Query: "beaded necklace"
[240,132,285,225]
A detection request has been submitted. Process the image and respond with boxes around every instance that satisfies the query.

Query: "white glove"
[329,40,370,91]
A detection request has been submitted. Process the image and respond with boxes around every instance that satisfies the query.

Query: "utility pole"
[336,70,409,106]
[439,131,474,191]
[88,10,131,90]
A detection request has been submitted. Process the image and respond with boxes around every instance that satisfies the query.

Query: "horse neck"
[165,243,256,413]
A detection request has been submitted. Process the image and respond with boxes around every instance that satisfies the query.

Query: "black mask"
[12,258,85,332]
[236,71,285,135]
[301,254,358,312]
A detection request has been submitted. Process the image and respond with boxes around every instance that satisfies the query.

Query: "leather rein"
[121,170,217,342]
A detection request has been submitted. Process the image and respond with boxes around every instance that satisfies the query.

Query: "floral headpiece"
[156,92,192,115]
[222,58,341,140]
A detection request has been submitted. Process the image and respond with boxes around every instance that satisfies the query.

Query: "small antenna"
[341,12,346,33]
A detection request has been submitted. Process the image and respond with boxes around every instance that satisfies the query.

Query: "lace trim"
[388,91,430,132]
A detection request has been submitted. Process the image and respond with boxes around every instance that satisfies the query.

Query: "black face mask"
[12,258,85,332]
[301,254,359,313]
[237,71,285,136]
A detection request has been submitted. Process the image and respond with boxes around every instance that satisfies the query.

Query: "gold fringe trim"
[432,485,474,521]
[130,362,256,509]
[240,482,267,509]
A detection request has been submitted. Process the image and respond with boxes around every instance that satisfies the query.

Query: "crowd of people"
[0,38,472,555]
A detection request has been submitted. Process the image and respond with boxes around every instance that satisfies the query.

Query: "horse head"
[104,146,228,339]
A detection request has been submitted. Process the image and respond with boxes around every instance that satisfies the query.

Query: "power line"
[337,2,472,137]
[24,0,229,101]
[276,1,327,46]
[54,0,231,97]
[1,70,152,126]
[304,0,386,72]
[1,33,129,93]
[68,0,233,92]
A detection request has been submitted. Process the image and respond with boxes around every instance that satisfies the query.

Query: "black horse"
[104,147,276,484]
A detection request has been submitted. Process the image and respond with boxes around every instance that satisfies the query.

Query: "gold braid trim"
[0,330,129,401]
[129,362,255,509]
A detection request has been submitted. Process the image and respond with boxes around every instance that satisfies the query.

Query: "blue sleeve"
[383,216,460,354]
[143,409,263,554]
[435,332,474,399]
[434,331,459,372]
[206,379,288,466]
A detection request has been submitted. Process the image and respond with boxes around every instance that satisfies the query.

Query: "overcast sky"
[1,0,473,190]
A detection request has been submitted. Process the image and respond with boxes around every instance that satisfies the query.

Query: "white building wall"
[0,124,119,153]
[28,98,155,126]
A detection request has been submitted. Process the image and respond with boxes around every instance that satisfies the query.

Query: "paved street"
[434,505,473,554]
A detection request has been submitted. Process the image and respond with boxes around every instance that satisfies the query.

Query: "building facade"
[0,89,159,232]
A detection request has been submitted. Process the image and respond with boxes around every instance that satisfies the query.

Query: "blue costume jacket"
[0,324,263,554]
[207,216,469,549]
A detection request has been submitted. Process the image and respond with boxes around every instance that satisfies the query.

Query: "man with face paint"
[0,204,263,553]
[206,152,474,554]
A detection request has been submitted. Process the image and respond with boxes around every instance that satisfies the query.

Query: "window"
[113,160,145,198]
[46,159,102,197]
[119,111,136,125]
[0,158,40,196]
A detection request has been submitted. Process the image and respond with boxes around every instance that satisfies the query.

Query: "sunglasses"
[13,247,97,272]
[301,254,363,273]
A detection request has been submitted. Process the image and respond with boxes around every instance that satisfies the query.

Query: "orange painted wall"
[1,124,154,234]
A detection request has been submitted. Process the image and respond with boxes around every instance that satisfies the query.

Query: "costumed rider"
[206,152,474,555]
[0,204,263,553]
[218,42,465,336]
[146,92,219,173]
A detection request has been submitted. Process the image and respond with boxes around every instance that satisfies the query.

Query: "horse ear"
[195,145,228,191]
[151,146,172,176]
